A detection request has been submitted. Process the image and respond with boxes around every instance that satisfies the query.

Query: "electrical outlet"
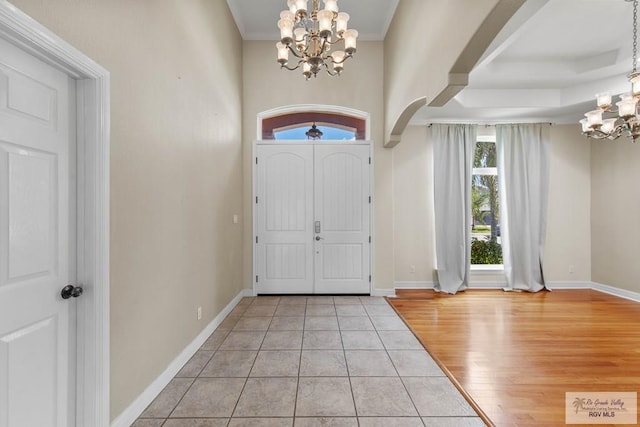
[569,265,575,275]
[233,214,239,224]
[197,306,202,320]
[410,265,416,274]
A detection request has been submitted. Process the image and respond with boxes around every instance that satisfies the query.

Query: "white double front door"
[0,36,77,426]
[256,143,371,294]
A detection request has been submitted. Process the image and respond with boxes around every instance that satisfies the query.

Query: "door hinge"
[369,275,372,282]
[256,157,258,164]
[369,236,371,243]
[256,196,258,204]
[256,275,259,283]
[368,196,371,204]
[256,236,258,244]
[369,157,371,164]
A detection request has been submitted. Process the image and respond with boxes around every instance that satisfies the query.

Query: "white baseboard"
[591,281,640,303]
[394,281,435,289]
[110,289,251,427]
[546,281,592,289]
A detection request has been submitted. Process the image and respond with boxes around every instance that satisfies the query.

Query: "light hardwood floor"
[387,289,640,427]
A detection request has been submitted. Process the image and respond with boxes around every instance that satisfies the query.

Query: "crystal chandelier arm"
[585,117,638,140]
[280,59,305,71]
[330,53,352,65]
[287,44,306,59]
[588,125,625,140]
[321,35,348,45]
[317,60,338,76]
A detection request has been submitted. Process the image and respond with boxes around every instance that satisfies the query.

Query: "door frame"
[253,140,373,296]
[0,3,110,426]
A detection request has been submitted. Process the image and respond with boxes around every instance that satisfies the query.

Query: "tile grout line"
[163,377,196,421]
[339,301,361,425]
[227,298,270,422]
[292,300,307,421]
[369,299,426,424]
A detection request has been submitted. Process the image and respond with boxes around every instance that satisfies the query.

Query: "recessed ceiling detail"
[412,0,635,125]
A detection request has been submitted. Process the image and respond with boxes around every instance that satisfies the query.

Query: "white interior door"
[0,36,77,427]
[256,145,314,293]
[314,145,370,294]
[255,143,370,295]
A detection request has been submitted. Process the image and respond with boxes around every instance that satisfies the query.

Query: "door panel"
[0,36,75,427]
[314,145,370,294]
[6,149,56,281]
[0,317,57,427]
[256,145,314,293]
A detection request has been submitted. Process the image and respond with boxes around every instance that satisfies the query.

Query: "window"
[274,124,356,140]
[471,136,503,266]
[261,111,366,140]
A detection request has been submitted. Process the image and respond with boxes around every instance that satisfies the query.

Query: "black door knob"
[61,285,84,300]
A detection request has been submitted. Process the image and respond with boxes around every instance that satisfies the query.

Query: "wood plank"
[387,289,640,427]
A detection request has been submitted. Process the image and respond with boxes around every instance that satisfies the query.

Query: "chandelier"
[276,0,358,79]
[581,0,640,141]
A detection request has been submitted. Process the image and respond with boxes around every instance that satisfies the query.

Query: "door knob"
[315,236,324,241]
[61,285,83,300]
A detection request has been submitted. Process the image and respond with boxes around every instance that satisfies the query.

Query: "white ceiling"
[414,0,635,124]
[225,0,399,41]
[226,0,635,125]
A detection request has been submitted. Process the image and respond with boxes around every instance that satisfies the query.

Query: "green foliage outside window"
[473,141,500,243]
[471,238,503,265]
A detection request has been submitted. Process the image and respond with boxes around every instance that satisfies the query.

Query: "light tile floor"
[133,296,486,427]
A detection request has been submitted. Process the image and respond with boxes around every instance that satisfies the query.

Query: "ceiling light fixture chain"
[634,0,638,73]
[275,0,359,79]
[580,0,640,141]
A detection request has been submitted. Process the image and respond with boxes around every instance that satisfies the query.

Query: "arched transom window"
[261,112,366,140]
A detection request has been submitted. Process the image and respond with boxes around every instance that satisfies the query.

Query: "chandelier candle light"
[276,0,358,79]
[581,0,640,141]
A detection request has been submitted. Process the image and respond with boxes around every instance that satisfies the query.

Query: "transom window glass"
[471,137,503,266]
[274,124,356,140]
[261,111,366,140]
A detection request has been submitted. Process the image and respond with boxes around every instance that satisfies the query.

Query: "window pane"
[474,141,497,168]
[471,140,502,265]
[262,112,365,140]
[274,125,356,140]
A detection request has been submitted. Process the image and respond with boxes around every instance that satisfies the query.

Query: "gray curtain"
[496,123,550,292]
[432,124,477,294]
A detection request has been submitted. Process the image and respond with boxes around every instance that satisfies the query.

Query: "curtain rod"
[427,122,553,127]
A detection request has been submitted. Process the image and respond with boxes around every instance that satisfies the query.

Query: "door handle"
[315,221,321,233]
[315,236,324,241]
[61,285,83,300]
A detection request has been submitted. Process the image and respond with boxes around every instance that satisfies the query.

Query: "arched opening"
[258,105,369,141]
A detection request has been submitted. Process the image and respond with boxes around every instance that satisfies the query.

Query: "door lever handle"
[315,236,324,241]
